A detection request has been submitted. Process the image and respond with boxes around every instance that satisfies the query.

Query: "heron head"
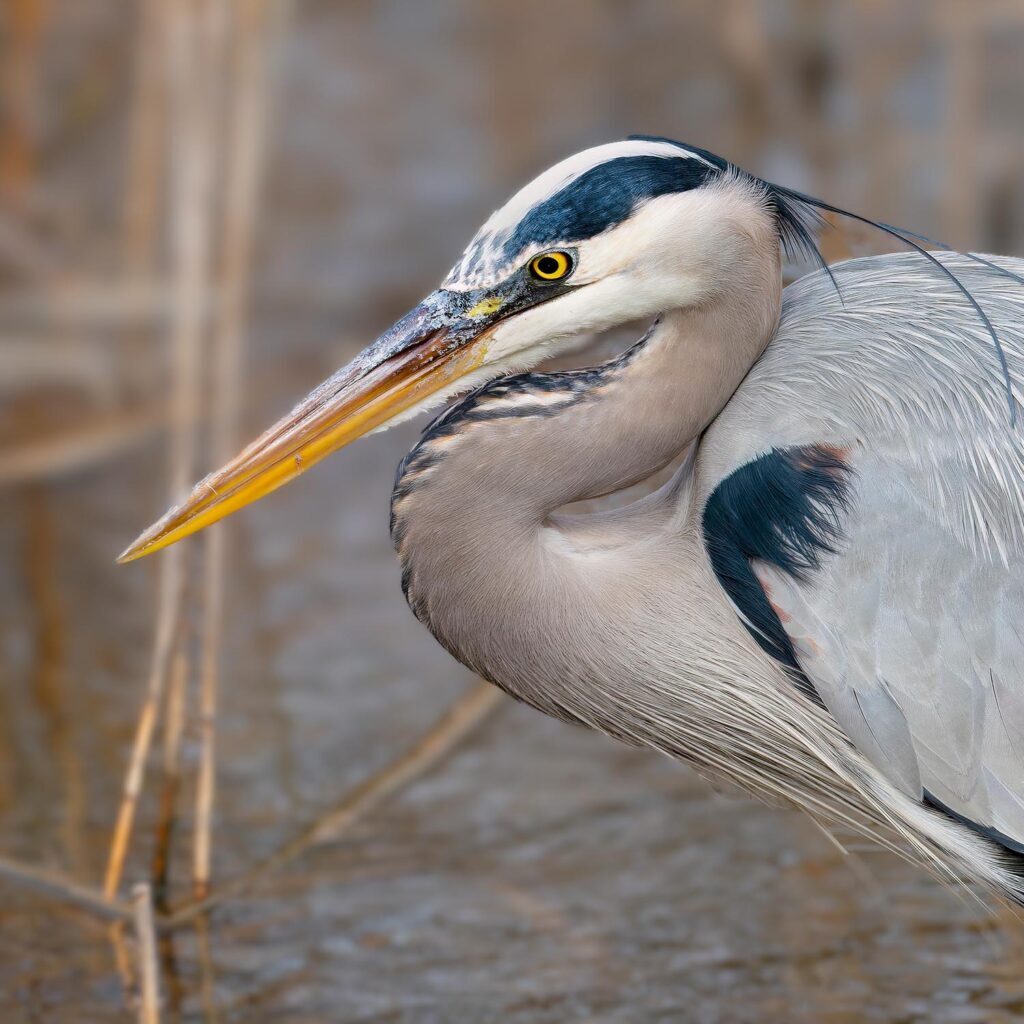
[120,137,781,562]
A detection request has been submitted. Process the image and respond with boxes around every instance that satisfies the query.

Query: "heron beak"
[117,291,499,563]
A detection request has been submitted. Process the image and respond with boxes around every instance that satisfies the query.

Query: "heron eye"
[528,250,573,282]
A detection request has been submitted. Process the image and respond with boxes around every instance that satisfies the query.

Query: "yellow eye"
[528,250,573,282]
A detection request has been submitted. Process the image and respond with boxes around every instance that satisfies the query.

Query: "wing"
[714,445,1024,852]
[701,252,1024,854]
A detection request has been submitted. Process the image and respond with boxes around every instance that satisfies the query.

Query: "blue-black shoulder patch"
[702,445,853,702]
[502,155,717,262]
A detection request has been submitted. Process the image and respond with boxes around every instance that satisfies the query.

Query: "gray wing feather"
[703,252,1024,848]
[754,459,1024,844]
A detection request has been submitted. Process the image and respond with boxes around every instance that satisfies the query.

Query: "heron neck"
[531,297,779,514]
[391,274,780,720]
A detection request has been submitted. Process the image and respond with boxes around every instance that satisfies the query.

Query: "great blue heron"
[121,137,1024,902]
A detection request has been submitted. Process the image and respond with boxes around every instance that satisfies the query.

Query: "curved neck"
[391,257,780,721]
[529,294,780,515]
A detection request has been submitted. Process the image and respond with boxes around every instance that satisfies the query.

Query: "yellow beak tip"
[115,306,491,566]
[116,541,145,564]
[116,525,167,564]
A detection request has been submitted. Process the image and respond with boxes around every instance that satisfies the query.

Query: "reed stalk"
[194,0,275,902]
[132,882,162,1024]
[104,0,221,902]
[170,682,503,926]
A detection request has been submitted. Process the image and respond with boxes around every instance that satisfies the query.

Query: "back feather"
[628,134,1020,426]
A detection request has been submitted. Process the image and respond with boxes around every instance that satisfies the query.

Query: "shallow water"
[3,371,1024,1022]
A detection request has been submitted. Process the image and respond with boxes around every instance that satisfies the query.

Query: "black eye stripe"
[500,155,718,262]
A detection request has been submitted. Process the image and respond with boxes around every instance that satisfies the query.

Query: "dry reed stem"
[122,0,168,277]
[132,882,162,1024]
[109,921,137,1000]
[0,681,502,935]
[193,0,276,902]
[104,0,221,902]
[23,485,88,877]
[121,0,169,401]
[104,561,180,900]
[157,930,185,1021]
[0,279,176,323]
[194,914,221,1022]
[0,853,134,921]
[0,407,161,485]
[193,537,222,904]
[168,682,504,927]
[0,0,45,206]
[150,642,189,909]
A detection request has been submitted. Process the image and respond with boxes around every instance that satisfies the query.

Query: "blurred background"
[2,1,1024,1021]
